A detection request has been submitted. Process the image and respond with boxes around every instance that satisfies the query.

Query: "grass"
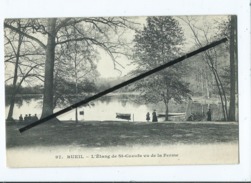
[6,120,238,148]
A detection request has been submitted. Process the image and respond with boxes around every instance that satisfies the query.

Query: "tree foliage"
[179,16,233,121]
[132,17,191,120]
[4,19,45,121]
[5,17,136,119]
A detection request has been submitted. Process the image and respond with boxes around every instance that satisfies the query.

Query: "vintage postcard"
[4,15,238,167]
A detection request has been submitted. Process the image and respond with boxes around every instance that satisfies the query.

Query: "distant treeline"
[5,85,43,95]
[5,77,127,96]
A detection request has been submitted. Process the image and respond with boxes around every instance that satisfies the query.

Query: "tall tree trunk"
[228,15,237,121]
[75,69,78,123]
[75,107,78,123]
[212,68,227,121]
[200,73,204,97]
[7,22,22,121]
[205,77,210,98]
[165,102,169,121]
[205,53,228,121]
[214,67,229,119]
[41,18,57,118]
[7,93,16,121]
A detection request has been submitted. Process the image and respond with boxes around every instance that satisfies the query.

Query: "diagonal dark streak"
[19,38,227,133]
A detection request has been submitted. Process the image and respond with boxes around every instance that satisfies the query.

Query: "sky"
[96,16,146,78]
[96,15,228,78]
[5,15,229,84]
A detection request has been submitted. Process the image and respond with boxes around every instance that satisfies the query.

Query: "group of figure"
[19,114,38,122]
[146,110,158,122]
[146,109,212,122]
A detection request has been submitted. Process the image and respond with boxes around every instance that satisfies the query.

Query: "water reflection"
[5,95,223,122]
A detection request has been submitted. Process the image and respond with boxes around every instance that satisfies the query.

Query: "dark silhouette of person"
[30,114,38,122]
[34,114,38,121]
[146,112,150,122]
[24,114,28,122]
[207,109,212,121]
[28,114,32,122]
[19,114,23,122]
[152,110,158,122]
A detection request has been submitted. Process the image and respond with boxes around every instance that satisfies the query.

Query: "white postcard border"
[0,0,250,181]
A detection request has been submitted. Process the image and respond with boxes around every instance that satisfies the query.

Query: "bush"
[187,112,206,121]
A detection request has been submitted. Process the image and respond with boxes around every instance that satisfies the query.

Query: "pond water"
[5,94,224,122]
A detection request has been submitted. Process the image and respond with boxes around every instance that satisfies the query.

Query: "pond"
[5,94,224,122]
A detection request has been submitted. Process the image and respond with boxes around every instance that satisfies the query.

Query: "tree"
[54,34,99,123]
[228,16,237,121]
[4,19,45,121]
[132,17,190,121]
[185,52,214,99]
[217,16,237,121]
[5,17,135,119]
[180,16,230,121]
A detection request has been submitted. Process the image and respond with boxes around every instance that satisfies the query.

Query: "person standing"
[28,114,32,122]
[19,114,23,122]
[152,110,158,122]
[24,114,28,122]
[146,112,150,122]
[34,114,38,121]
[207,109,212,121]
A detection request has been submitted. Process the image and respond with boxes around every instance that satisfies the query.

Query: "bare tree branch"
[4,22,46,49]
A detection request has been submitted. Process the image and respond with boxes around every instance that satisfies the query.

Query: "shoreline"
[7,119,239,124]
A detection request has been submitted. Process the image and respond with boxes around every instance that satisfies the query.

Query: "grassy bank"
[6,121,238,148]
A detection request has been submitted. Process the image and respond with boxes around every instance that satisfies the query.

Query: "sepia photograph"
[4,15,239,167]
